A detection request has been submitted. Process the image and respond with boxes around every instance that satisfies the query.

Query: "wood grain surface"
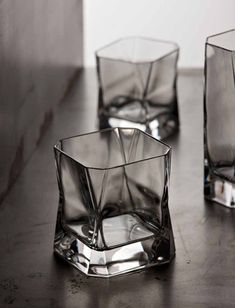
[1,68,235,307]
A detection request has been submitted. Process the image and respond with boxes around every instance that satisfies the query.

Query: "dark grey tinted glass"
[54,128,175,277]
[96,37,179,140]
[204,29,235,207]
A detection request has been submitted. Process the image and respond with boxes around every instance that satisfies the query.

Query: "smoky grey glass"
[54,127,175,277]
[96,37,179,140]
[204,29,235,208]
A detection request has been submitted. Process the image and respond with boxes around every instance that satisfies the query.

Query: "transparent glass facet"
[204,29,235,207]
[54,128,175,277]
[96,37,179,140]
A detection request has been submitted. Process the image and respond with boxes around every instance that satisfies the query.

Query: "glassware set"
[53,30,235,277]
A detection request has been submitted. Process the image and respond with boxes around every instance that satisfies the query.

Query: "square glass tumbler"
[54,128,175,277]
[96,37,179,140]
[204,29,235,207]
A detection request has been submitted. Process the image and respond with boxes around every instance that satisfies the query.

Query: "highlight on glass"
[54,127,175,277]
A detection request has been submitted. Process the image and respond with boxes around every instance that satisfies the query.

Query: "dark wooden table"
[1,69,235,308]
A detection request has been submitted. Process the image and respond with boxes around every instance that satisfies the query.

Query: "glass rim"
[206,28,235,52]
[95,36,179,65]
[54,127,171,171]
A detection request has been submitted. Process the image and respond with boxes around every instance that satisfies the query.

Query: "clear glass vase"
[96,37,179,140]
[54,128,175,277]
[204,29,235,207]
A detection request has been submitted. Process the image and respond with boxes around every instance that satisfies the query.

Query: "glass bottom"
[204,169,235,208]
[54,213,175,277]
[67,213,155,249]
[99,98,179,140]
[99,115,178,141]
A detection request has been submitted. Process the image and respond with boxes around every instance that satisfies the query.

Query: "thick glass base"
[99,97,179,140]
[99,113,178,141]
[204,171,235,208]
[54,214,175,278]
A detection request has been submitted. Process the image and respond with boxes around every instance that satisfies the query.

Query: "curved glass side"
[96,37,179,140]
[53,128,175,277]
